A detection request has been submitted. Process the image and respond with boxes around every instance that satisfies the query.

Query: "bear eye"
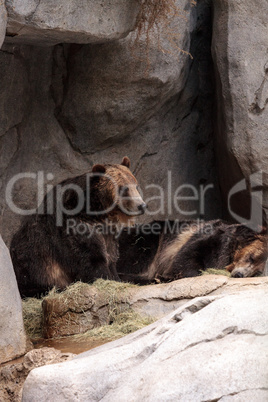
[119,186,129,195]
[248,255,255,264]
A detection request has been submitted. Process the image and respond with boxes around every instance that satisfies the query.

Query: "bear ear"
[92,164,106,174]
[121,156,130,168]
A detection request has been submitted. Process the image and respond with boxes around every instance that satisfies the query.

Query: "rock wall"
[0,2,7,48]
[5,0,140,45]
[212,0,268,224]
[0,0,222,245]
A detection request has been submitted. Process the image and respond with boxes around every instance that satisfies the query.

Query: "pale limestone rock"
[0,235,27,364]
[22,290,268,401]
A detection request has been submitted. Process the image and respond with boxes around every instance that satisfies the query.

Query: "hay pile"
[22,297,43,339]
[22,280,154,342]
[74,310,154,342]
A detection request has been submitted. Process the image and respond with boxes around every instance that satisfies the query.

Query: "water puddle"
[1,337,111,368]
[32,337,111,354]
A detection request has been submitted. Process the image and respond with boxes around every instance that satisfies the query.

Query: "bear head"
[91,156,146,224]
[225,225,268,278]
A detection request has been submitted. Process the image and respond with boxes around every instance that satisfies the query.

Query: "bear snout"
[232,272,244,278]
[137,203,147,214]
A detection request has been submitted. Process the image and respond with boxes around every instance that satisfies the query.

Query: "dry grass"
[22,280,152,342]
[93,279,137,321]
[201,268,231,277]
[22,297,43,339]
[74,310,155,341]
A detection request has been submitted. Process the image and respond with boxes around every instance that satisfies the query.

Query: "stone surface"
[0,1,222,245]
[0,347,75,402]
[127,274,229,318]
[0,1,7,48]
[22,289,268,401]
[0,45,91,244]
[41,276,268,340]
[128,275,268,318]
[0,235,27,364]
[5,0,140,45]
[42,284,110,338]
[212,0,268,224]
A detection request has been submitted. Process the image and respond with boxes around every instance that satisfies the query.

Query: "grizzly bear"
[10,157,146,297]
[116,219,268,283]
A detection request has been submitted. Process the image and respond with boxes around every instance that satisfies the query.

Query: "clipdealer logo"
[228,171,264,231]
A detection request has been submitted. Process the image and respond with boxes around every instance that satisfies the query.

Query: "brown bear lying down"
[116,219,268,283]
[10,157,146,297]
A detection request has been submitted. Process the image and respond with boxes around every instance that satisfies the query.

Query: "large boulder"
[22,289,268,401]
[0,235,27,364]
[0,2,7,48]
[212,0,268,224]
[5,0,140,45]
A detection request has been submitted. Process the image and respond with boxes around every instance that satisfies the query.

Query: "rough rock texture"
[0,235,27,364]
[0,1,7,48]
[42,285,110,339]
[5,0,140,45]
[41,276,268,338]
[212,0,268,224]
[22,289,268,401]
[128,275,268,318]
[0,0,222,245]
[0,347,75,402]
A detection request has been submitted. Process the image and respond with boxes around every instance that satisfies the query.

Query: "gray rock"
[0,45,90,244]
[5,0,140,45]
[0,50,28,138]
[0,2,7,48]
[22,347,75,371]
[57,0,192,155]
[0,347,75,401]
[22,289,268,401]
[128,275,268,319]
[212,0,268,224]
[0,235,27,364]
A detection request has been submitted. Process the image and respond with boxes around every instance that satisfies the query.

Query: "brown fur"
[116,220,268,283]
[11,157,146,297]
[147,227,198,280]
[226,235,268,277]
[46,263,71,288]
